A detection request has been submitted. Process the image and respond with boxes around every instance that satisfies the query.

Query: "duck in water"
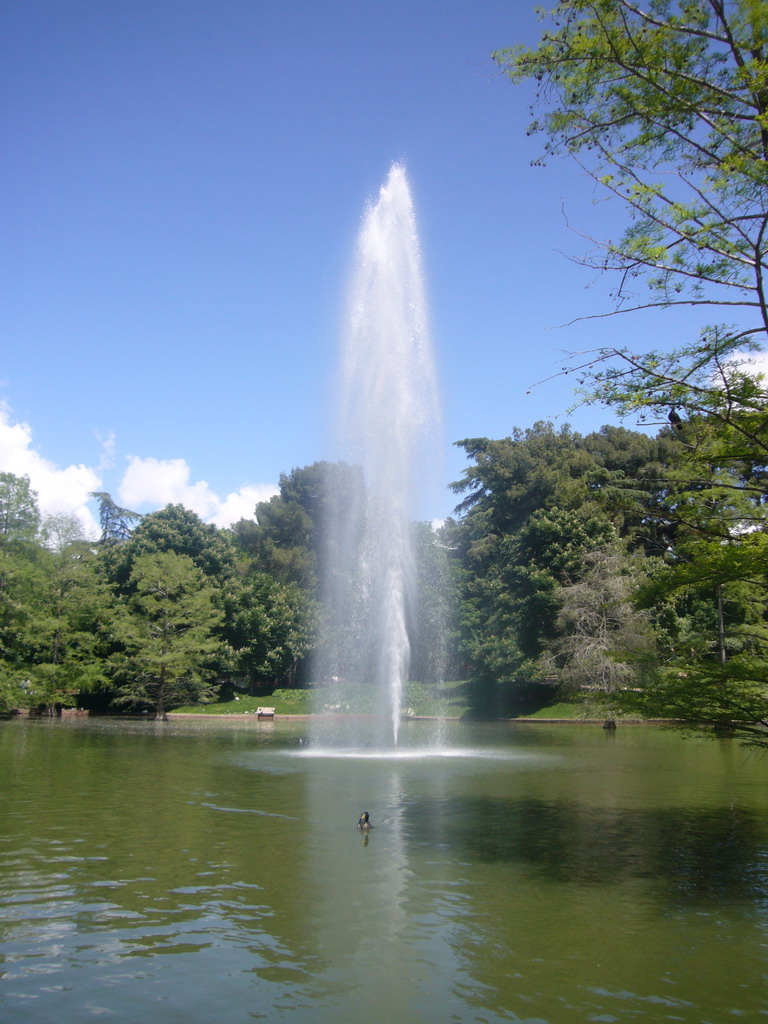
[357,811,372,831]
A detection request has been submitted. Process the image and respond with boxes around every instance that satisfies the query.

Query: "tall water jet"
[315,164,441,746]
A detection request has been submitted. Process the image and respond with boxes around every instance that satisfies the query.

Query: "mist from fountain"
[314,163,442,747]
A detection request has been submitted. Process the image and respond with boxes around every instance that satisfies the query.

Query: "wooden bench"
[256,706,275,720]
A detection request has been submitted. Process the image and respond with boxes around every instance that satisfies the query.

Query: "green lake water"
[1,717,767,1023]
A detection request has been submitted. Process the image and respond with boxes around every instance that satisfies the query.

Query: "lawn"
[171,680,604,719]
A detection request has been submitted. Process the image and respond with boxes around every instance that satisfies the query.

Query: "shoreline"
[163,712,670,725]
[4,709,674,726]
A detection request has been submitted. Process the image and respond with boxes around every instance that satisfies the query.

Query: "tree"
[105,504,237,588]
[496,1,768,736]
[109,552,223,718]
[90,492,142,544]
[496,0,768,460]
[0,507,110,715]
[224,572,314,690]
[450,423,651,680]
[249,462,364,590]
[508,506,618,666]
[545,545,657,696]
[0,473,40,541]
[0,543,47,713]
[0,475,42,710]
[22,515,110,714]
[498,0,768,477]
[495,0,768,343]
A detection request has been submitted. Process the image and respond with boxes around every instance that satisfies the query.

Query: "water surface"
[1,718,767,1023]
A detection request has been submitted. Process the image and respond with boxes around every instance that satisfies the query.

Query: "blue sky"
[0,0,722,532]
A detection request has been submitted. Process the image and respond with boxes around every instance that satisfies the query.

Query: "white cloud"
[735,348,768,378]
[0,403,101,537]
[209,485,280,528]
[96,430,117,471]
[118,455,277,527]
[119,456,217,518]
[0,404,279,537]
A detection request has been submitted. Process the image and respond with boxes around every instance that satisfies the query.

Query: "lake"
[1,716,767,1023]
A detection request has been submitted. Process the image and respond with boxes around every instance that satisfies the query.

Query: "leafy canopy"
[0,473,40,542]
[497,1,768,434]
[496,0,768,324]
[110,551,223,718]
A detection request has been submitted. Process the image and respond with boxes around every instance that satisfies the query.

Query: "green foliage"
[90,492,142,544]
[248,462,363,590]
[614,663,768,743]
[450,423,656,681]
[110,504,236,584]
[0,507,111,714]
[0,535,47,679]
[27,527,110,714]
[223,571,315,689]
[109,551,224,718]
[496,0,768,329]
[567,336,768,473]
[545,545,658,692]
[0,667,25,714]
[0,473,40,541]
[0,480,328,713]
[492,0,768,740]
[509,506,618,664]
[453,423,608,531]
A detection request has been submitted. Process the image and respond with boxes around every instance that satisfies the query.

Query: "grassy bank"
[172,681,463,717]
[171,680,612,720]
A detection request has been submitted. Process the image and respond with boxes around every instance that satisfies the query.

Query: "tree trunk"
[717,584,726,667]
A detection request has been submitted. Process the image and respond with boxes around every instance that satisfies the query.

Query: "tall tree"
[110,551,223,719]
[249,462,363,590]
[90,492,142,544]
[495,0,768,345]
[0,544,46,713]
[450,423,649,681]
[224,572,314,690]
[23,515,109,714]
[0,474,42,711]
[105,504,237,588]
[496,0,768,453]
[497,1,768,736]
[545,544,657,695]
[0,473,40,541]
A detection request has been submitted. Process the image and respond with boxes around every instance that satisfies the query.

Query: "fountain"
[314,164,442,746]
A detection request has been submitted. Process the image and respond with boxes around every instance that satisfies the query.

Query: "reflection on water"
[1,718,767,1023]
[401,795,768,901]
